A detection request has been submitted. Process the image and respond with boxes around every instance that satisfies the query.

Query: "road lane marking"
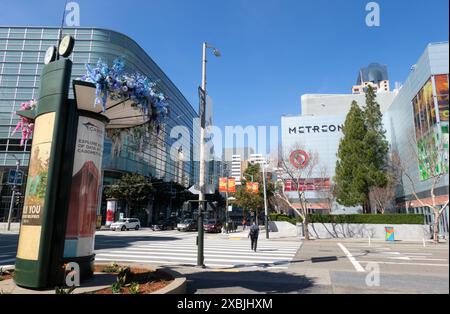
[358,260,449,267]
[337,243,365,272]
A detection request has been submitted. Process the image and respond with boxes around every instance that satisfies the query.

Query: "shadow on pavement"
[94,234,181,250]
[185,270,315,294]
[0,233,19,244]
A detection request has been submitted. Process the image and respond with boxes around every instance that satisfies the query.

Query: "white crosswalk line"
[95,237,301,270]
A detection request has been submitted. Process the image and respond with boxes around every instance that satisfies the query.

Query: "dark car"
[152,217,179,231]
[204,219,223,233]
[177,219,197,232]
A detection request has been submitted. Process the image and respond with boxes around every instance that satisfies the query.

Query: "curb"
[152,268,186,294]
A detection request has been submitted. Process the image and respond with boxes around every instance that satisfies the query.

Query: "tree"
[274,143,321,240]
[234,163,275,224]
[392,135,449,243]
[105,173,154,217]
[363,86,390,210]
[369,152,402,214]
[334,101,369,208]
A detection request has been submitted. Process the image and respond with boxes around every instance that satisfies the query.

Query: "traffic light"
[14,192,22,206]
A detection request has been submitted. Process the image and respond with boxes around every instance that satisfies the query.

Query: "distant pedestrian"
[242,219,247,230]
[248,223,259,252]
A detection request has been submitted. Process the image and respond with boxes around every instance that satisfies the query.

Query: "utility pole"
[7,158,20,231]
[197,42,220,267]
[261,159,269,239]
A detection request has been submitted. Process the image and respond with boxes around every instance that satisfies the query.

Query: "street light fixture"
[198,42,220,267]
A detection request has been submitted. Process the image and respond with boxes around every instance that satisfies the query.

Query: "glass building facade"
[0,26,201,221]
[384,42,449,234]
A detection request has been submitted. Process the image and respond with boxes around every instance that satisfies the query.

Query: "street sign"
[228,205,233,212]
[198,87,206,128]
[7,169,24,186]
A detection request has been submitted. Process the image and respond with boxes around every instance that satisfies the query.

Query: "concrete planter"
[151,268,186,294]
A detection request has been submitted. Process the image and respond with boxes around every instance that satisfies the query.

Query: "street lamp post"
[261,159,269,239]
[198,42,220,267]
[7,156,21,231]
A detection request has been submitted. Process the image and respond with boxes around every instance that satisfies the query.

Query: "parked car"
[204,219,223,233]
[152,218,177,231]
[177,219,197,232]
[110,218,141,231]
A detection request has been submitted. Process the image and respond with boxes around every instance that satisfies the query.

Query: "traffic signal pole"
[7,159,20,231]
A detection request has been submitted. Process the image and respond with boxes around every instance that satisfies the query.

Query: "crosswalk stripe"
[107,247,296,257]
[125,243,300,251]
[95,254,292,265]
[97,250,294,260]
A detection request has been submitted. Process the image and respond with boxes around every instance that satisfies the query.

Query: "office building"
[0,26,201,223]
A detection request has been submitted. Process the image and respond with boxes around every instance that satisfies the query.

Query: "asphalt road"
[1,231,448,294]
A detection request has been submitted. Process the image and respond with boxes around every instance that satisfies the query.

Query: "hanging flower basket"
[12,99,37,146]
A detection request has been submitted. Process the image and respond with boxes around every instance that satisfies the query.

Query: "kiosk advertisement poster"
[64,116,105,258]
[16,113,55,261]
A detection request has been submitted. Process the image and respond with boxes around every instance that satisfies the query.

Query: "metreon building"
[281,43,449,234]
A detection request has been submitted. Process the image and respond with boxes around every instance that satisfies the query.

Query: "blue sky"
[1,0,449,135]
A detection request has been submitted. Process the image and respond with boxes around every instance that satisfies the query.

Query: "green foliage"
[363,86,389,188]
[55,286,76,294]
[102,262,121,274]
[335,88,390,209]
[308,214,424,225]
[269,213,302,225]
[111,282,122,294]
[117,266,131,286]
[105,173,154,213]
[334,101,369,206]
[235,163,275,212]
[269,213,424,225]
[129,282,140,295]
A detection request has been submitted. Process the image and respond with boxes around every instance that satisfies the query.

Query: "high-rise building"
[222,147,254,186]
[352,62,390,94]
[0,26,200,222]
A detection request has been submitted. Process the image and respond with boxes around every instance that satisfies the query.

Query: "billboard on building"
[412,74,449,181]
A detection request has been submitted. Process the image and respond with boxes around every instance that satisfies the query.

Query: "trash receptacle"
[385,226,395,242]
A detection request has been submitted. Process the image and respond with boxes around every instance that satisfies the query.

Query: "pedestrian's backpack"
[250,225,259,237]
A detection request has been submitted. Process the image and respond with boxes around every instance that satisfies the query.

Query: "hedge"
[270,213,424,225]
[309,214,425,225]
[268,213,300,225]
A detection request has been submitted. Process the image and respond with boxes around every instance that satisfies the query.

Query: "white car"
[110,218,141,231]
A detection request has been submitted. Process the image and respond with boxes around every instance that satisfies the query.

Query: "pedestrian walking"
[248,223,259,252]
[242,219,247,231]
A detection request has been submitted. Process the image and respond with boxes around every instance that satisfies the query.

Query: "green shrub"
[102,262,121,273]
[55,286,76,294]
[269,213,424,225]
[269,213,301,225]
[111,282,122,294]
[129,282,140,295]
[308,214,425,225]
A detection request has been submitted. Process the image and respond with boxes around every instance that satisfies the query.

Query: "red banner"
[228,178,236,193]
[219,178,228,193]
[247,182,259,193]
